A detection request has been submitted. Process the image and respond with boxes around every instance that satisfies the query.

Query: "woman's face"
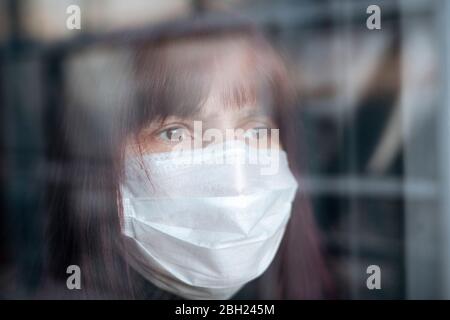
[127,37,283,155]
[128,100,280,154]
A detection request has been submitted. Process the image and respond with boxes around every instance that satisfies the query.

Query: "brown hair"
[43,15,332,299]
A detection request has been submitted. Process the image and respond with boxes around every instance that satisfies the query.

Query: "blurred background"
[1,0,450,299]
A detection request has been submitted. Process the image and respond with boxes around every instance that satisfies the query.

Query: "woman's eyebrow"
[236,106,273,120]
[166,105,273,125]
[218,106,271,119]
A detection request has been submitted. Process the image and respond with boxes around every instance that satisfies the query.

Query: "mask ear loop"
[133,131,177,199]
[134,132,158,194]
[117,139,129,230]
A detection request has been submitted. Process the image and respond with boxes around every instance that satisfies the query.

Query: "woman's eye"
[244,127,271,140]
[158,127,190,142]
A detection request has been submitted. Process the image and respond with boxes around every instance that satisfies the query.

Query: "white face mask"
[120,140,298,299]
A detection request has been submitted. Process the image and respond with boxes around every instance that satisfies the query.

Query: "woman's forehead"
[199,94,274,120]
[155,35,264,81]
[132,31,287,125]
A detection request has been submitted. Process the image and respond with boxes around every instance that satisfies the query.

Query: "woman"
[42,16,332,299]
